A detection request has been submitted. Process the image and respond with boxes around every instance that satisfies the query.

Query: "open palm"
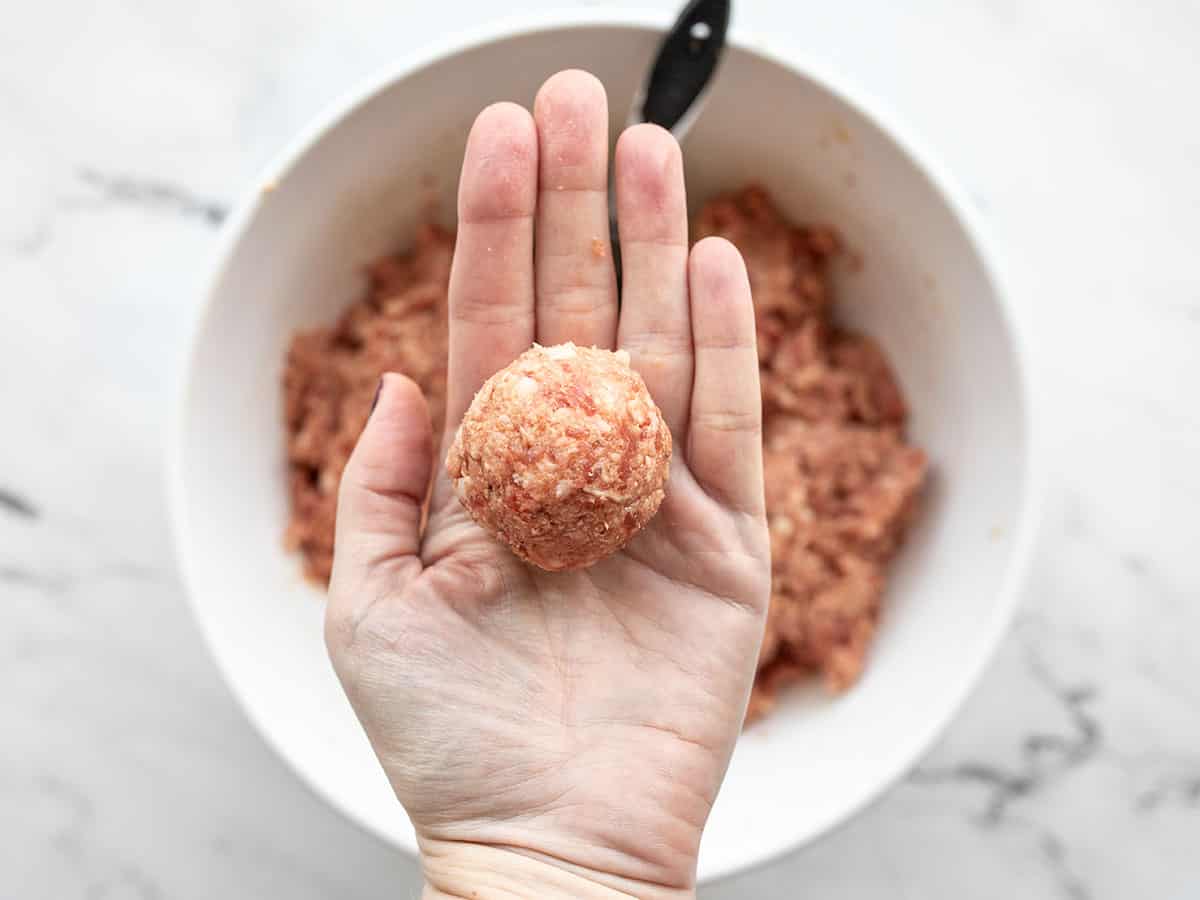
[326,71,769,898]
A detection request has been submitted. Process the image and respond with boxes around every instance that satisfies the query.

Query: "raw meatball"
[446,342,671,571]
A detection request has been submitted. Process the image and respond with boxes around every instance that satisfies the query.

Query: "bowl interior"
[175,22,1031,882]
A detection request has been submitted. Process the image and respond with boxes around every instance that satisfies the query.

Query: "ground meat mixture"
[446,343,671,571]
[695,187,927,722]
[282,186,925,720]
[283,225,452,581]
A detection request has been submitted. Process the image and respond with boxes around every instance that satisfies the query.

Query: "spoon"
[610,0,731,294]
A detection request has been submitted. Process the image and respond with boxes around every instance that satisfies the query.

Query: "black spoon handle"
[612,0,731,294]
[638,0,730,135]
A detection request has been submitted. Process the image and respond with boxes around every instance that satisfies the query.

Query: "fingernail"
[369,377,384,417]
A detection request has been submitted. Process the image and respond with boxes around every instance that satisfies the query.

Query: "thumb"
[330,373,432,600]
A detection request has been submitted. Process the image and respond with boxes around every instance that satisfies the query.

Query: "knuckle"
[621,326,693,359]
[452,294,531,327]
[693,407,761,435]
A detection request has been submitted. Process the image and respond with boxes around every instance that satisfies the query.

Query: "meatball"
[446,342,672,571]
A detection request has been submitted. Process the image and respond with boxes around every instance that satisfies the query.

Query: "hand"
[326,70,769,899]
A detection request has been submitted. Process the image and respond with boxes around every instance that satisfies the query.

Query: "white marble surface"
[3,1,1199,897]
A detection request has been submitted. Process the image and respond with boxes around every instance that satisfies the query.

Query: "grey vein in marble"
[0,486,39,519]
[905,639,1107,900]
[30,774,167,900]
[0,566,72,594]
[910,648,1102,825]
[75,169,229,226]
[1138,774,1200,812]
[0,560,165,601]
[4,222,52,258]
[1034,829,1092,900]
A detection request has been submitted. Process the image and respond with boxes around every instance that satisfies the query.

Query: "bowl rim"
[167,6,1045,885]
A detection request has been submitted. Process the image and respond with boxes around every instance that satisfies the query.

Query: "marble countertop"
[4,1,1198,897]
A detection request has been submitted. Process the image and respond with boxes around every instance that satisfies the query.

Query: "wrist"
[419,837,695,900]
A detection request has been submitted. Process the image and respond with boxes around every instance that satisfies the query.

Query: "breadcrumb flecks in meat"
[446,342,671,571]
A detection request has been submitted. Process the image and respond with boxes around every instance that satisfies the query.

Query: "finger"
[686,237,764,515]
[329,375,432,627]
[445,102,538,435]
[614,124,692,435]
[533,70,618,348]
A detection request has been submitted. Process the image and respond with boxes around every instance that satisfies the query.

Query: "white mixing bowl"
[169,11,1040,882]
